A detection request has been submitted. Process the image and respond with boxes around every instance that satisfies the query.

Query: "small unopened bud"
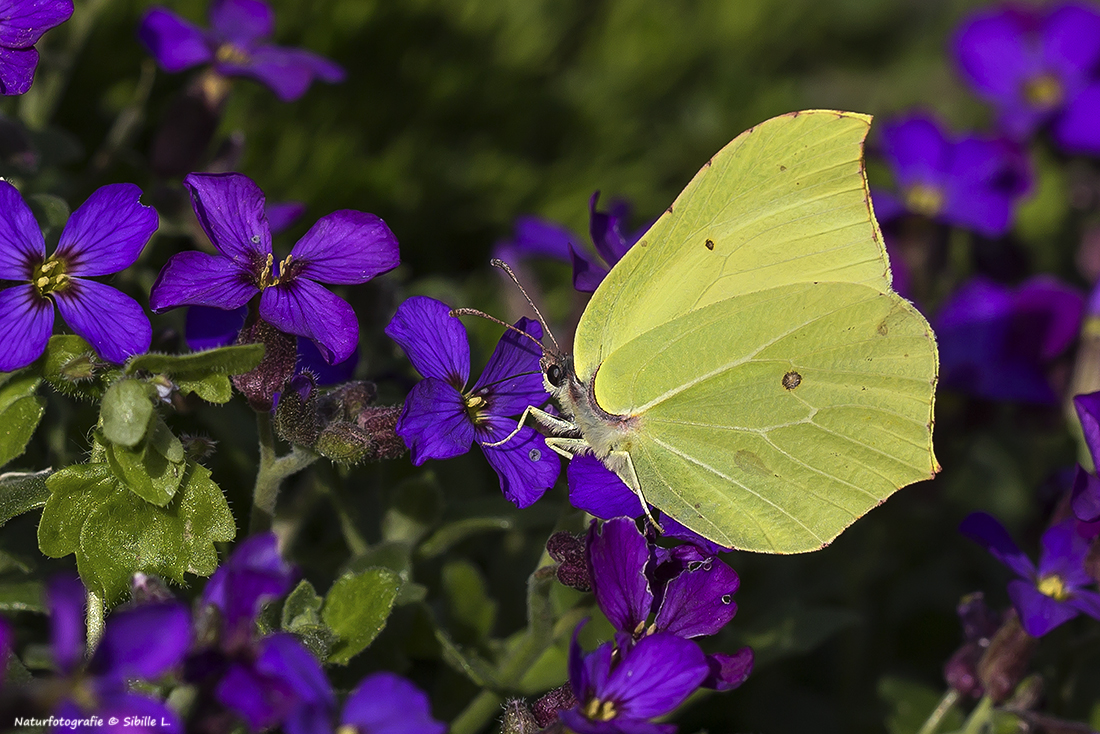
[501,699,540,734]
[60,352,97,383]
[130,572,176,605]
[355,405,406,459]
[546,532,590,592]
[231,320,296,411]
[315,422,375,464]
[977,609,1037,703]
[531,684,576,728]
[180,434,218,463]
[944,642,984,698]
[274,374,322,446]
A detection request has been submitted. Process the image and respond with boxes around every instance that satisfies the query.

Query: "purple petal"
[341,672,446,734]
[1067,588,1100,621]
[953,9,1035,110]
[1036,519,1092,585]
[588,193,634,267]
[703,648,753,691]
[586,517,653,634]
[477,419,560,507]
[1008,579,1079,637]
[567,454,640,519]
[385,296,470,385]
[183,172,271,265]
[470,316,545,416]
[265,201,306,233]
[185,305,248,350]
[208,0,272,45]
[296,337,357,385]
[0,44,37,95]
[259,278,358,364]
[0,284,52,372]
[0,0,72,47]
[570,245,609,293]
[567,623,592,703]
[1076,392,1100,471]
[200,532,296,638]
[54,279,150,364]
[254,634,335,726]
[959,512,1036,580]
[137,7,213,72]
[880,115,951,190]
[658,513,731,556]
[1011,276,1083,361]
[150,251,258,312]
[655,556,740,638]
[220,45,344,102]
[940,137,1032,237]
[215,661,295,730]
[0,179,43,279]
[559,711,675,734]
[870,188,906,224]
[289,210,399,285]
[1053,84,1100,155]
[55,184,158,277]
[1071,465,1100,523]
[395,378,474,464]
[95,691,183,733]
[90,603,190,681]
[494,215,576,263]
[1041,2,1100,83]
[600,633,707,720]
[47,575,85,674]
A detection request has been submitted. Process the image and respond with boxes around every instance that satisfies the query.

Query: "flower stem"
[85,587,104,653]
[450,570,557,734]
[915,688,959,734]
[250,411,319,533]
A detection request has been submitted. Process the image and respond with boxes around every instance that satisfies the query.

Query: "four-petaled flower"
[562,624,708,734]
[0,181,158,372]
[960,512,1100,636]
[385,296,560,508]
[336,672,447,734]
[149,172,399,365]
[138,0,344,102]
[0,0,73,95]
[872,114,1032,237]
[953,2,1100,153]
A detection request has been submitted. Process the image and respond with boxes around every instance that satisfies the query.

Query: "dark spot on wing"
[782,371,802,390]
[735,450,770,476]
[779,165,787,171]
[877,321,888,336]
[705,239,715,251]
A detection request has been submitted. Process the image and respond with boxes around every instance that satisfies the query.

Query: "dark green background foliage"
[4,0,1100,732]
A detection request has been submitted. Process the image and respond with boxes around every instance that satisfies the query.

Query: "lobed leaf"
[126,344,265,378]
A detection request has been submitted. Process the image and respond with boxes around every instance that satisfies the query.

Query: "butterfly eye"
[546,364,566,387]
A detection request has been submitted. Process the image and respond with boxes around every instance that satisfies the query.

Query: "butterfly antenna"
[449,308,545,351]
[490,258,562,354]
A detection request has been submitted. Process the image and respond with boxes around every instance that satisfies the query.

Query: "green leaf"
[0,469,52,526]
[126,344,265,378]
[100,378,154,448]
[175,374,233,403]
[442,559,497,642]
[0,371,40,413]
[434,624,502,688]
[0,580,44,612]
[103,419,187,506]
[41,335,111,400]
[322,568,401,665]
[39,462,235,602]
[0,395,45,470]
[419,517,514,559]
[382,473,443,544]
[282,580,338,659]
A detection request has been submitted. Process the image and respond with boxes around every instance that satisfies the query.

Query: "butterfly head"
[540,350,575,396]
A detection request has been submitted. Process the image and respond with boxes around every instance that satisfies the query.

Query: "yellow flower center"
[1037,574,1069,601]
[464,393,487,424]
[257,253,296,290]
[583,698,618,722]
[335,726,359,734]
[1023,73,1064,110]
[215,43,251,65]
[904,183,945,218]
[32,256,72,297]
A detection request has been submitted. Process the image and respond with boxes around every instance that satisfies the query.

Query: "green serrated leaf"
[104,430,185,507]
[0,395,45,470]
[283,580,324,630]
[39,462,234,602]
[100,379,154,448]
[322,568,401,665]
[442,559,497,642]
[175,374,233,403]
[126,344,265,378]
[0,469,52,526]
[0,580,44,612]
[41,335,111,400]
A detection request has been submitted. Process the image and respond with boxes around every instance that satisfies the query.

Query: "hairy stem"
[85,587,104,654]
[915,688,959,734]
[250,411,319,533]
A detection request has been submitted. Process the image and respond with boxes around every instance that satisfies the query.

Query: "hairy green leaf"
[175,374,233,403]
[126,344,265,378]
[0,395,45,470]
[100,379,154,448]
[322,568,401,665]
[0,469,52,526]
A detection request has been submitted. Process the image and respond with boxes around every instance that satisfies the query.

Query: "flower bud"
[532,684,577,728]
[274,374,322,446]
[500,699,540,734]
[546,532,590,592]
[355,405,406,460]
[977,609,1037,703]
[179,434,218,463]
[231,320,296,411]
[315,411,406,464]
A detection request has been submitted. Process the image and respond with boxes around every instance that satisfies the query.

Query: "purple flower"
[138,0,344,102]
[953,2,1100,153]
[586,518,752,691]
[385,296,560,508]
[0,0,73,95]
[935,276,1083,404]
[339,672,446,734]
[149,172,399,365]
[872,114,1032,237]
[46,576,189,732]
[0,181,158,372]
[1072,393,1100,524]
[561,626,709,734]
[494,193,648,292]
[960,512,1100,636]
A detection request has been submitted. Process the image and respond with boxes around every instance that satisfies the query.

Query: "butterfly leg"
[482,405,580,449]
